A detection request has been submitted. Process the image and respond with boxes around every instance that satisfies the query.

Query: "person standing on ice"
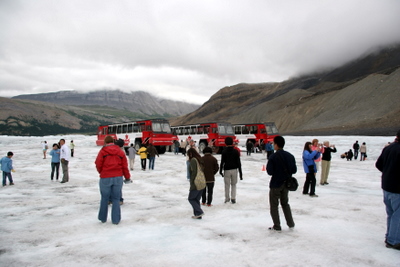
[220,137,243,204]
[187,148,205,219]
[353,141,360,160]
[59,139,70,183]
[320,141,337,185]
[1,151,15,186]
[302,141,321,197]
[266,136,296,231]
[95,136,131,225]
[375,130,400,250]
[201,146,219,206]
[49,143,60,181]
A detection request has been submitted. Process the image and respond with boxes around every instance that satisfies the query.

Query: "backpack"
[194,159,206,190]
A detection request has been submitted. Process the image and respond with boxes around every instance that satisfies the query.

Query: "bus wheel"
[156,146,166,154]
[135,142,141,151]
[199,142,207,153]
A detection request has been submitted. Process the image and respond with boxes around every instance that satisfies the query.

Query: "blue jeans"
[98,177,123,224]
[383,190,400,245]
[148,157,155,170]
[188,189,204,216]
[2,171,13,186]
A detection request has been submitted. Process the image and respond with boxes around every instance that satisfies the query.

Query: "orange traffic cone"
[261,165,266,171]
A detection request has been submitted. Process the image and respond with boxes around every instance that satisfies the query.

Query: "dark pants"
[303,167,316,195]
[188,189,204,216]
[51,162,60,180]
[201,182,215,205]
[269,184,294,229]
[141,159,146,170]
[354,150,359,159]
[61,159,69,182]
[2,172,13,186]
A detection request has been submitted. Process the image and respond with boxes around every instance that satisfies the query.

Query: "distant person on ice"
[59,139,70,183]
[49,143,60,181]
[95,136,131,225]
[375,129,400,250]
[302,141,321,197]
[320,141,337,185]
[220,137,243,204]
[360,142,367,161]
[1,151,15,187]
[353,141,360,160]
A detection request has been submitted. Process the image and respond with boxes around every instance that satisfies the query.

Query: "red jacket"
[95,144,131,179]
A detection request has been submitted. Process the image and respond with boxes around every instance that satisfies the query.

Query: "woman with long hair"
[187,148,205,219]
[302,141,321,197]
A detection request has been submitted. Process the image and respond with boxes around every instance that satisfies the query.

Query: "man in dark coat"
[376,130,400,250]
[201,147,219,206]
[266,135,297,231]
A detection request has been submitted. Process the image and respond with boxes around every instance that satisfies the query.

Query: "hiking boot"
[231,199,236,204]
[268,226,282,232]
[10,183,14,185]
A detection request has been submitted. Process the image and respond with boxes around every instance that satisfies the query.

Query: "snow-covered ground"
[0,135,399,267]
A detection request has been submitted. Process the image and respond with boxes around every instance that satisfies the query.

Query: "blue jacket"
[0,156,13,172]
[303,150,320,173]
[50,149,61,163]
[266,143,274,152]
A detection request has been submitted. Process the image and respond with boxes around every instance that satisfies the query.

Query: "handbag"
[194,159,206,190]
[276,151,298,191]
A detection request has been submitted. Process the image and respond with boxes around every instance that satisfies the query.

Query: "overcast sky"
[1,0,400,104]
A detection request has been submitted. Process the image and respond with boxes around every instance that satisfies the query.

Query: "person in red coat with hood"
[95,136,131,225]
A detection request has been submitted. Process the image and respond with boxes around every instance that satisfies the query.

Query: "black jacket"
[267,149,297,188]
[322,147,337,161]
[220,146,242,178]
[376,142,400,194]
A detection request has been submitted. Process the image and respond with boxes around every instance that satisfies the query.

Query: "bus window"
[197,126,204,134]
[242,126,249,134]
[212,127,218,134]
[190,126,196,135]
[184,127,190,135]
[103,127,108,135]
[122,124,128,133]
[152,123,161,132]
[250,126,258,134]
[109,126,116,134]
[226,125,234,135]
[133,124,139,132]
[204,126,210,134]
[234,126,242,135]
[161,123,172,133]
[127,124,133,133]
[117,125,122,133]
[140,123,146,132]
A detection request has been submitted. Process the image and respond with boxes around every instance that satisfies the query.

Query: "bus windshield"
[218,124,234,135]
[152,122,172,133]
[266,124,279,134]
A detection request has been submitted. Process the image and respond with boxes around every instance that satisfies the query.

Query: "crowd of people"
[1,131,399,251]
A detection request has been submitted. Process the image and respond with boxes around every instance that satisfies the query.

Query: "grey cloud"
[1,0,400,104]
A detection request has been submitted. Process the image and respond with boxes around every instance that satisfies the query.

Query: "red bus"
[233,122,279,151]
[171,122,235,153]
[96,119,178,154]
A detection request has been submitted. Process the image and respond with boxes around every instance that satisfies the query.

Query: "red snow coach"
[171,122,235,153]
[96,119,178,154]
[233,122,279,152]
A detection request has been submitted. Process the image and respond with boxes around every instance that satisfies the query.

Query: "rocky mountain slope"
[171,45,400,135]
[13,90,199,117]
[1,91,199,136]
